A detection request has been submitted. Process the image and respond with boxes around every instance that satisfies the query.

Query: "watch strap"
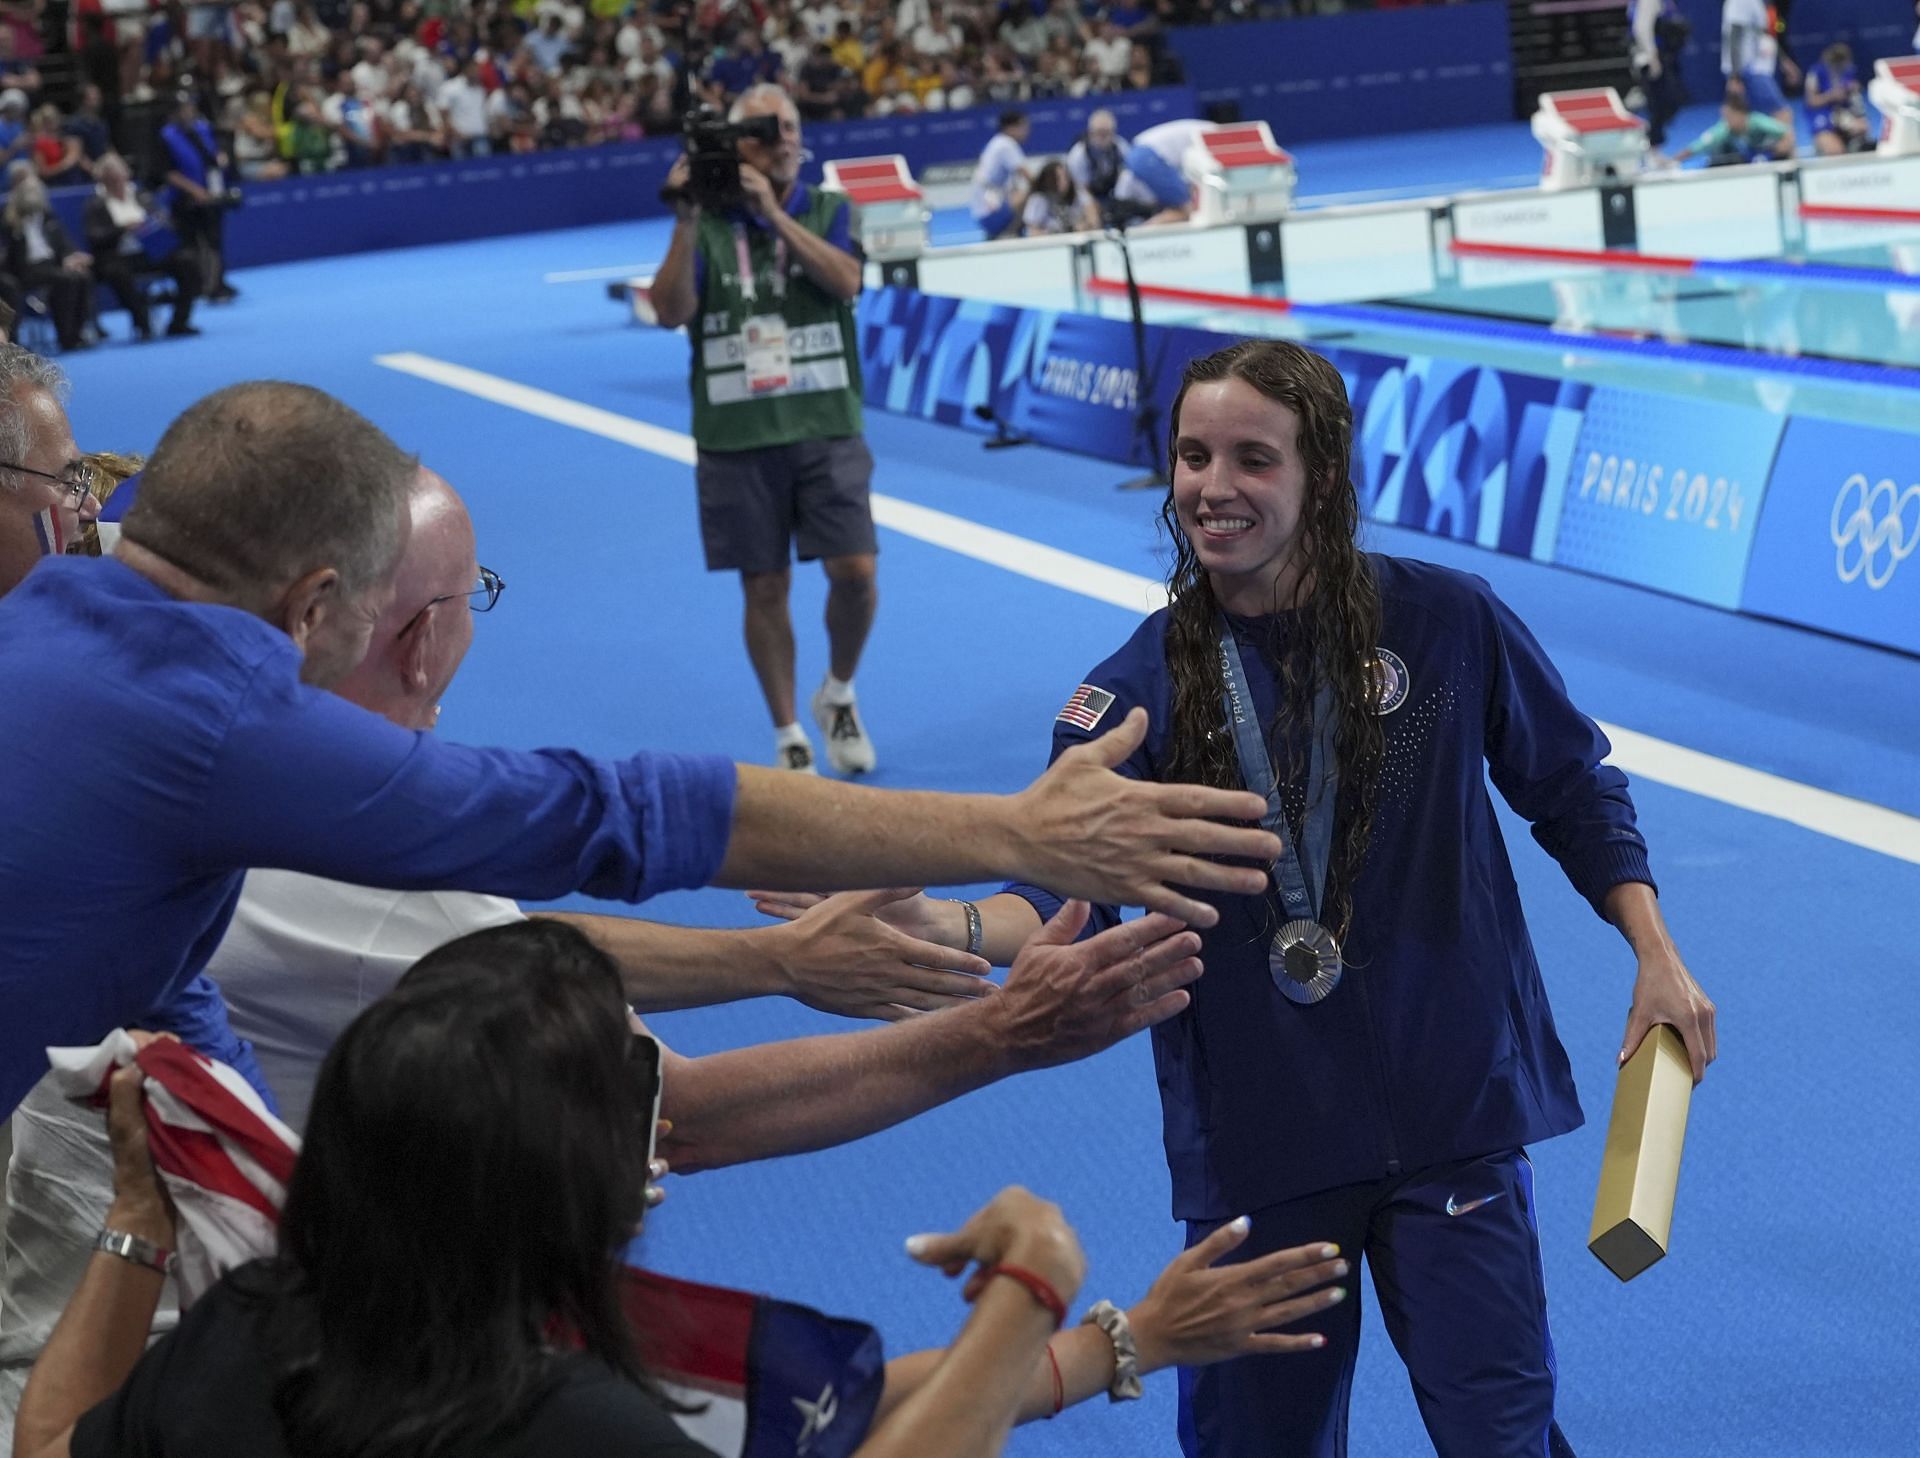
[95,1226,177,1276]
[956,899,984,959]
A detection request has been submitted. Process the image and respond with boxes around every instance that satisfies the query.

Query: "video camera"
[660,107,783,211]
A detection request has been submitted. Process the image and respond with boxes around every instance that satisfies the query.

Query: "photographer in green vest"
[652,84,879,778]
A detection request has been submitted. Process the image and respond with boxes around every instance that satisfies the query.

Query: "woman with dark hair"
[756,338,1717,1458]
[1019,158,1091,235]
[14,920,710,1458]
[15,918,1350,1458]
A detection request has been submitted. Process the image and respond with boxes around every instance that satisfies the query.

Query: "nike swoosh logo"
[1444,1192,1506,1218]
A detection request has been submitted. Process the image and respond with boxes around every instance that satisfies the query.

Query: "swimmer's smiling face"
[1171,377,1314,615]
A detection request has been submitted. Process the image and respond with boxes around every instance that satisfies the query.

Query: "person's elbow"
[825,246,863,301]
[651,287,697,330]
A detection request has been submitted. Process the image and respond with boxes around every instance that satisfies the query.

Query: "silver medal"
[1269,919,1342,1004]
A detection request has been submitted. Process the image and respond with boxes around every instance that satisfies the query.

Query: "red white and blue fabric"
[48,1032,885,1456]
[30,505,65,558]
[46,1031,301,1304]
[621,1268,884,1458]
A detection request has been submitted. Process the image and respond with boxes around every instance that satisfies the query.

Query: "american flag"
[50,1033,885,1458]
[623,1268,884,1458]
[1056,683,1116,732]
[48,1031,300,1304]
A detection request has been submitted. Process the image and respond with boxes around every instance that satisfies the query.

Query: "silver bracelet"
[955,899,984,959]
[1081,1299,1142,1401]
[95,1226,177,1276]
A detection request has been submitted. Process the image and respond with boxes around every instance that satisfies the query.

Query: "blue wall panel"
[1169,3,1513,141]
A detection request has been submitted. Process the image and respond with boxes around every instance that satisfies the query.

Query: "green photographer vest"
[689,185,863,454]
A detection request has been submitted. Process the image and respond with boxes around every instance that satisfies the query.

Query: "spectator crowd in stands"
[27,0,1434,182]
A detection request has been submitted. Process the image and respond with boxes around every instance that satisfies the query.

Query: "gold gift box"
[1588,1024,1693,1282]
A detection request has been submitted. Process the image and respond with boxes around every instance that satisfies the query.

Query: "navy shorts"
[695,436,878,575]
[1177,1151,1563,1458]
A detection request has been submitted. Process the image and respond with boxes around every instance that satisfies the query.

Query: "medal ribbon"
[1216,621,1338,925]
[732,223,788,309]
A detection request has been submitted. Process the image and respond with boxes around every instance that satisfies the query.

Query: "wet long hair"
[1158,339,1384,941]
[238,920,666,1458]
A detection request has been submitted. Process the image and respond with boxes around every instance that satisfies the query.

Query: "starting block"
[1531,89,1648,190]
[1868,57,1920,154]
[1188,121,1296,226]
[822,154,928,261]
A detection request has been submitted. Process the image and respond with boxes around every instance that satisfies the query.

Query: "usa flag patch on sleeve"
[1056,683,1117,732]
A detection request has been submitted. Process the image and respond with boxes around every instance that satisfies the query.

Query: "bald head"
[333,467,481,731]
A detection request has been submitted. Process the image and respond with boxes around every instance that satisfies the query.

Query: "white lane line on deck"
[542,263,661,283]
[372,350,1920,867]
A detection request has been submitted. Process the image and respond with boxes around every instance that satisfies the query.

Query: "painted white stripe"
[375,352,697,464]
[542,262,662,283]
[377,352,1162,613]
[371,352,1920,866]
[1596,723,1920,866]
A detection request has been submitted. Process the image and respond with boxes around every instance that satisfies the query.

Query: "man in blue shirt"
[0,379,1283,1118]
[159,94,237,302]
[704,28,782,106]
[521,12,571,75]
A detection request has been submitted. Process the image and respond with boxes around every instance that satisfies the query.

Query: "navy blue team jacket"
[1008,555,1654,1222]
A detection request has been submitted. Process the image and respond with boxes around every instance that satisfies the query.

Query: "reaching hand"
[769,887,994,1021]
[750,886,947,944]
[904,1185,1087,1310]
[1129,1219,1348,1370]
[986,900,1202,1070]
[1012,709,1278,926]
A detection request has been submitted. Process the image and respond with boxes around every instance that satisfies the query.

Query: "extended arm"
[538,886,993,1021]
[201,682,1273,929]
[658,902,1201,1172]
[875,1218,1347,1430]
[719,712,1277,924]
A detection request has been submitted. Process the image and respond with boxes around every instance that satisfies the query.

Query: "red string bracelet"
[1045,1342,1064,1417]
[985,1263,1067,1329]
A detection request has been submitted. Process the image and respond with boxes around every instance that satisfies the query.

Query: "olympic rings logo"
[1830,473,1920,590]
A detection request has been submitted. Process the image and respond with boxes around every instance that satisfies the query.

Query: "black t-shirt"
[71,1271,717,1458]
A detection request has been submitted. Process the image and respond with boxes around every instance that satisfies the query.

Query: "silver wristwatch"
[95,1227,177,1276]
[1082,1299,1143,1401]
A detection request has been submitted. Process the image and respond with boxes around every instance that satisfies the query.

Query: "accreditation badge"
[1270,919,1343,1004]
[742,314,792,395]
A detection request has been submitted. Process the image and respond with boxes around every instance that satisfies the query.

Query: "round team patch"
[1367,647,1410,715]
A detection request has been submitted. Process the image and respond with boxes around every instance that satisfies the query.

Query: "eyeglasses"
[399,566,505,638]
[1,460,95,508]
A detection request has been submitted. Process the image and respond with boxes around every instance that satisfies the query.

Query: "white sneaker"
[811,683,877,775]
[776,738,818,773]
